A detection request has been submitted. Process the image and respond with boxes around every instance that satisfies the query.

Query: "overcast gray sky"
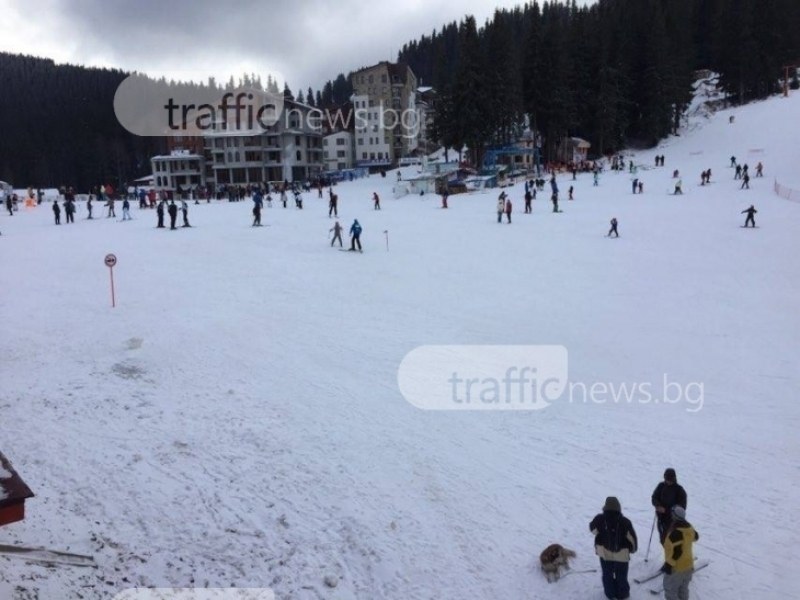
[0,0,594,90]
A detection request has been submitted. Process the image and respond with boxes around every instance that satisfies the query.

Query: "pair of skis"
[634,560,709,595]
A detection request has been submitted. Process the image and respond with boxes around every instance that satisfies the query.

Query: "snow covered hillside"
[1,92,799,600]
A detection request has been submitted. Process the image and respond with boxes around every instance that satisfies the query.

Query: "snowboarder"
[349,219,362,252]
[524,189,532,213]
[497,193,506,223]
[607,217,619,238]
[52,200,61,225]
[330,220,343,247]
[651,468,688,544]
[742,205,757,227]
[168,201,178,230]
[122,197,131,221]
[181,200,190,227]
[373,192,381,210]
[661,506,699,600]
[740,173,750,189]
[674,179,683,195]
[505,198,512,223]
[156,200,165,228]
[589,496,637,600]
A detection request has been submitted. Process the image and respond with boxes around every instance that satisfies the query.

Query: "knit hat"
[664,468,677,483]
[603,496,621,512]
[671,505,686,521]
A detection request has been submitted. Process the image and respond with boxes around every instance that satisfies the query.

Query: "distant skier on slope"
[505,197,512,223]
[373,192,381,210]
[330,220,343,247]
[674,179,683,195]
[741,205,757,227]
[497,193,506,223]
[607,217,619,238]
[349,219,362,252]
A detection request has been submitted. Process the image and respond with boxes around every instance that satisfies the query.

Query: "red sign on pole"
[105,253,117,307]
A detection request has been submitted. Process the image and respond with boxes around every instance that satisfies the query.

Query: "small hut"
[0,452,34,527]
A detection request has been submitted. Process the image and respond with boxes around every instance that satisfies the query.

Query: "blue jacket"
[350,221,362,236]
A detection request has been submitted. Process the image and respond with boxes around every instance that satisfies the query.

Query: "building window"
[295,136,301,146]
[362,152,367,159]
[336,138,345,145]
[296,150,302,161]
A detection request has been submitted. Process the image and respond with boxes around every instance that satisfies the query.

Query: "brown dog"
[540,543,576,582]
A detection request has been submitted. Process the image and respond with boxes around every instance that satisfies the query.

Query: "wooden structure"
[0,452,34,527]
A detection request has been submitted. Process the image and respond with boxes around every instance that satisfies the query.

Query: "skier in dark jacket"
[652,468,688,543]
[740,173,750,189]
[741,205,757,227]
[590,496,638,600]
[349,219,362,252]
[167,201,178,230]
[329,193,338,217]
[52,200,61,225]
[607,217,619,238]
[524,189,532,213]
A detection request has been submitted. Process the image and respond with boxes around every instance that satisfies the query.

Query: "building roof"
[352,61,414,85]
[0,451,34,505]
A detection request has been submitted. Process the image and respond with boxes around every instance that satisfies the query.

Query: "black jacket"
[651,482,687,516]
[590,510,638,562]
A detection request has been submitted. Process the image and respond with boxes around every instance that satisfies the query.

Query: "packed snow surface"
[1,93,799,599]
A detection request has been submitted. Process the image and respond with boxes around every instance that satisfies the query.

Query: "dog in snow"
[539,543,576,582]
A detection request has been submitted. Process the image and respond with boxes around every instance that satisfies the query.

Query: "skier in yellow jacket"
[661,505,699,600]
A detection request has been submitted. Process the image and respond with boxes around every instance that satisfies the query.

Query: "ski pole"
[645,513,656,562]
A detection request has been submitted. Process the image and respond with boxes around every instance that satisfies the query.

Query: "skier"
[52,200,61,225]
[328,193,338,217]
[734,164,742,180]
[660,506,699,600]
[651,468,688,544]
[755,162,763,177]
[730,155,736,167]
[122,197,131,221]
[181,200,190,227]
[497,193,506,223]
[252,192,263,226]
[106,197,116,218]
[156,200,165,228]
[741,204,757,227]
[524,189,532,213]
[330,220,343,247]
[607,217,619,238]
[168,201,178,230]
[589,496,637,600]
[568,185,574,201]
[505,197,512,223]
[740,173,750,189]
[349,219,362,252]
[373,192,381,210]
[674,179,683,195]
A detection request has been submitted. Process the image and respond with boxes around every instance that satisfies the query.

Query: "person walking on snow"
[181,200,190,227]
[252,192,263,226]
[661,506,699,600]
[52,200,61,225]
[742,205,757,227]
[568,185,574,200]
[497,193,506,223]
[652,468,688,544]
[373,192,381,210]
[755,162,763,177]
[349,219,362,252]
[122,197,131,220]
[734,164,742,180]
[607,217,619,238]
[505,197,512,223]
[632,178,638,194]
[740,173,750,189]
[590,496,637,600]
[86,195,93,219]
[328,193,338,217]
[156,200,165,228]
[674,179,683,195]
[524,189,532,213]
[330,220,343,247]
[168,200,178,230]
